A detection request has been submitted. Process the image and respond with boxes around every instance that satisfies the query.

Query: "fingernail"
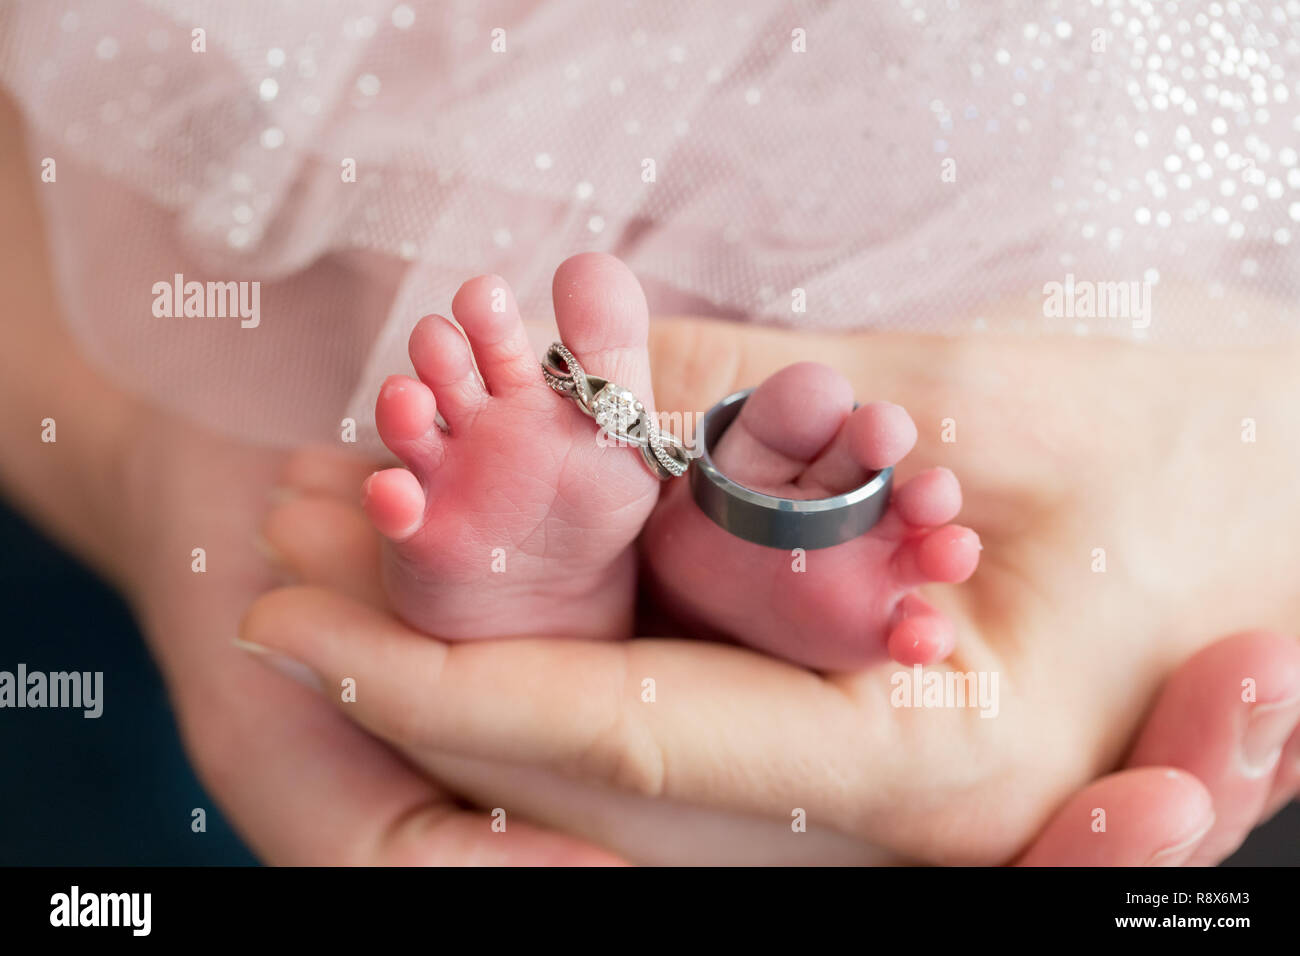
[268,486,300,505]
[1240,694,1300,778]
[234,638,322,692]
[252,534,299,585]
[1146,812,1215,866]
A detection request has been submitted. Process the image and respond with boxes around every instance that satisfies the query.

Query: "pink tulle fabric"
[2,0,1298,446]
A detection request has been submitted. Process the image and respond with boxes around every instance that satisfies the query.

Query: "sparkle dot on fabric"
[16,0,1300,360]
[391,5,416,30]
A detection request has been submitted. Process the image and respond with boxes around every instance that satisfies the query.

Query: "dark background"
[0,498,1294,866]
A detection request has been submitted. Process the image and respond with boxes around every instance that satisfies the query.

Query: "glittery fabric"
[2,1,1297,444]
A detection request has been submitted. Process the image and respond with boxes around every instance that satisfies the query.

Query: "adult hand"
[0,91,618,864]
[248,445,1299,864]
[123,423,622,865]
[242,307,1300,864]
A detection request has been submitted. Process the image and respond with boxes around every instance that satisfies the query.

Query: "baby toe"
[408,313,488,432]
[846,401,917,471]
[893,467,962,528]
[375,374,443,472]
[713,362,854,492]
[799,400,916,495]
[361,468,426,542]
[892,524,982,590]
[552,252,654,404]
[452,274,540,395]
[887,594,957,665]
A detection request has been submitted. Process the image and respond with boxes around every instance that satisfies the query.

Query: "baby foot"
[363,253,662,641]
[642,362,980,670]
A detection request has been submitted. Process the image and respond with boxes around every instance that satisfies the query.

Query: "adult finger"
[260,493,386,609]
[1262,725,1300,820]
[1015,768,1213,866]
[276,444,384,501]
[1125,630,1300,865]
[237,585,906,827]
[186,653,615,865]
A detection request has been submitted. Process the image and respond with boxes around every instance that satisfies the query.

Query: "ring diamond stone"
[591,383,642,439]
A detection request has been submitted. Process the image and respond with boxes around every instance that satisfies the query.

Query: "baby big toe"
[552,252,655,404]
[712,361,854,491]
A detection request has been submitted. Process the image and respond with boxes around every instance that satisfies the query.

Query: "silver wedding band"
[689,388,894,550]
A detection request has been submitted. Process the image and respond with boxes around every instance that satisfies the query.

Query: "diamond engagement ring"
[542,342,691,480]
